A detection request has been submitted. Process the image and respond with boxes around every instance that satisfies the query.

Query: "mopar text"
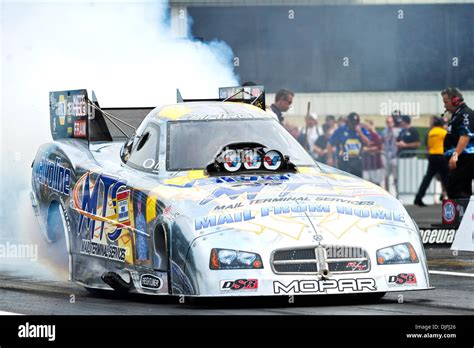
[273,278,377,294]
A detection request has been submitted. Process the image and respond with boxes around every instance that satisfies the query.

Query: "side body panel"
[31,139,171,295]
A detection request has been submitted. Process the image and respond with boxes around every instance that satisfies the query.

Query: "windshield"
[167,119,316,171]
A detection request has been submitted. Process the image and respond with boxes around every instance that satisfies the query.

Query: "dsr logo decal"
[386,273,417,287]
[220,279,258,291]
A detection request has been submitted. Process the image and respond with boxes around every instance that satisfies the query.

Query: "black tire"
[84,286,125,299]
[361,292,386,301]
[84,286,112,295]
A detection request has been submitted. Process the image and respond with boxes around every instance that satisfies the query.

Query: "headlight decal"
[210,248,263,270]
[376,243,419,265]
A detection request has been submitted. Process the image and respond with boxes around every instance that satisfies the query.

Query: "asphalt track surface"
[0,205,473,315]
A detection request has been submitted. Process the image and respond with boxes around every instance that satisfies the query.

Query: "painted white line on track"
[429,270,474,278]
[0,310,23,315]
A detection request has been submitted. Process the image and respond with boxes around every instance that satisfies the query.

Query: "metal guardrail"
[396,150,444,199]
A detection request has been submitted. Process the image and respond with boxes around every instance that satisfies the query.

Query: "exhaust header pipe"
[315,246,332,279]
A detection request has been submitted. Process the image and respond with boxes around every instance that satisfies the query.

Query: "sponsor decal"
[195,204,404,231]
[211,196,375,211]
[214,174,290,185]
[222,150,242,172]
[273,278,377,294]
[80,239,126,262]
[243,150,262,170]
[443,200,456,224]
[59,197,73,234]
[386,273,417,287]
[163,205,180,221]
[117,190,131,224]
[419,229,456,244]
[74,172,129,241]
[251,87,263,98]
[263,150,282,170]
[55,93,87,117]
[213,196,376,211]
[35,156,71,195]
[344,261,368,271]
[140,274,163,290]
[220,279,259,291]
[200,183,268,205]
[167,172,378,205]
[305,196,375,206]
[163,172,321,189]
[73,119,87,138]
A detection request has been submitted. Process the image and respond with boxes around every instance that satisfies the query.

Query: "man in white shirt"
[297,112,321,157]
[381,115,401,193]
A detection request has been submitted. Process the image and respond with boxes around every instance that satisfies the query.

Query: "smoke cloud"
[0,0,238,277]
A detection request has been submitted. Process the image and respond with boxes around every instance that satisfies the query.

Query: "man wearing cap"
[297,112,321,157]
[327,112,371,177]
[396,115,420,158]
[442,87,474,199]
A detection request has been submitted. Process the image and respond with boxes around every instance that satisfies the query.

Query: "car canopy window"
[167,119,315,171]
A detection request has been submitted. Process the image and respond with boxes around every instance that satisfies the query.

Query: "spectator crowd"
[269,88,456,205]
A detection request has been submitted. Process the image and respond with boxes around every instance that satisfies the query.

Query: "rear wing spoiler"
[180,85,266,111]
[49,89,152,143]
[49,85,265,143]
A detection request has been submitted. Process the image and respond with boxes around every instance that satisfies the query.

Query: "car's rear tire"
[46,201,70,277]
[47,202,65,243]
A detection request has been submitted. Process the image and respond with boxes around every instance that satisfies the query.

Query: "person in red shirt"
[362,120,384,186]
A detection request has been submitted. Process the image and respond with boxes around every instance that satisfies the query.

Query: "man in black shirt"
[268,89,294,124]
[313,124,331,164]
[442,87,474,199]
[396,115,420,158]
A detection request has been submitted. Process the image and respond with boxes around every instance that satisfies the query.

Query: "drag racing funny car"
[30,86,432,298]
